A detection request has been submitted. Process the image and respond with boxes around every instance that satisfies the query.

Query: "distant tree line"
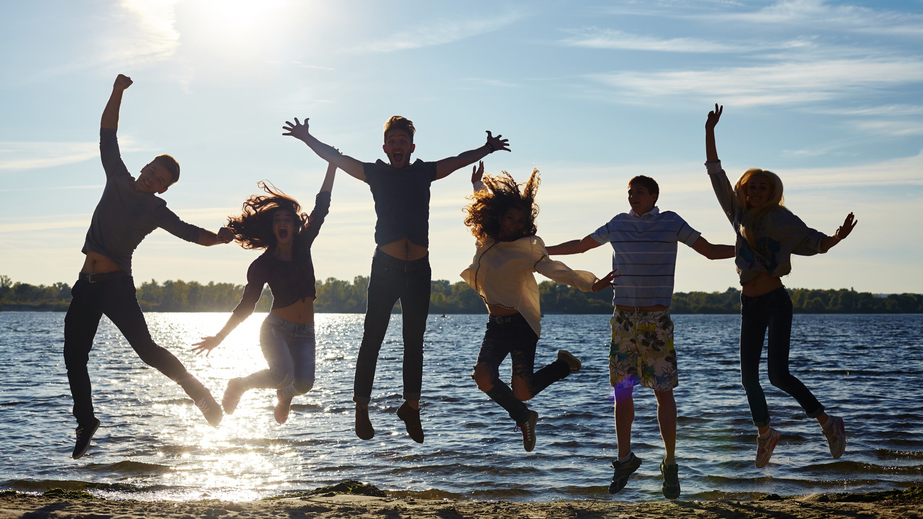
[2,274,923,314]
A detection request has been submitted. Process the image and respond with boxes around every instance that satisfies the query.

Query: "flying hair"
[226,181,308,250]
[464,169,540,242]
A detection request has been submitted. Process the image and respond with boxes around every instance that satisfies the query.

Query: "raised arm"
[197,227,235,246]
[319,160,337,194]
[689,236,735,260]
[705,103,723,163]
[101,74,133,130]
[435,131,510,180]
[545,235,603,255]
[819,212,857,253]
[283,117,366,181]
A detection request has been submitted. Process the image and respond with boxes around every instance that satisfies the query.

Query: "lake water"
[1,311,921,502]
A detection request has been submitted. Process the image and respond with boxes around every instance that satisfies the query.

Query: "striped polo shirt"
[590,207,700,308]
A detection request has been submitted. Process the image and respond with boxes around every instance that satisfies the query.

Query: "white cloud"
[107,0,181,66]
[727,0,923,38]
[0,142,98,171]
[351,12,523,53]
[561,28,756,53]
[590,58,923,106]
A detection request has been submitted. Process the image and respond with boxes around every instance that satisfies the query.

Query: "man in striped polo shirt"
[547,175,733,499]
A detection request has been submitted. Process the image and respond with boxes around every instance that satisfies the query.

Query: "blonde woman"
[705,104,856,468]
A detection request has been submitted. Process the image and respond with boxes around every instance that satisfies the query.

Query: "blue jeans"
[64,274,199,427]
[353,251,430,404]
[474,313,570,425]
[240,314,315,396]
[740,287,824,427]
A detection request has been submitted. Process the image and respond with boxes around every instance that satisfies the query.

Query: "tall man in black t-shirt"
[284,115,509,442]
[65,74,234,459]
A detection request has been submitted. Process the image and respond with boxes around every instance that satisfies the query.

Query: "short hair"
[628,175,659,196]
[152,154,180,184]
[383,116,415,143]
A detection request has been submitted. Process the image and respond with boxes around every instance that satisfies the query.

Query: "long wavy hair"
[734,168,786,248]
[464,169,540,242]
[227,181,308,250]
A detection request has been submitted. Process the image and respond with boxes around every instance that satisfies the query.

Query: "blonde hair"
[734,168,785,247]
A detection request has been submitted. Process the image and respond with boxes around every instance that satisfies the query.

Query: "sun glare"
[182,0,291,58]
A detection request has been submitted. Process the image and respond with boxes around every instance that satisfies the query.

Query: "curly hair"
[227,181,308,250]
[464,169,540,242]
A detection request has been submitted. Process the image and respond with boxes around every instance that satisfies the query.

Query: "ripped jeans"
[239,314,316,398]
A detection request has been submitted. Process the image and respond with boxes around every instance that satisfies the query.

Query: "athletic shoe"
[755,427,781,468]
[274,389,293,425]
[823,415,846,459]
[222,378,245,415]
[608,452,642,494]
[557,350,582,372]
[660,460,681,499]
[72,418,100,459]
[355,404,375,440]
[397,402,425,444]
[516,411,539,452]
[196,392,223,427]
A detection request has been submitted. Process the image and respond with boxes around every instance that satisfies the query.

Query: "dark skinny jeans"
[739,287,824,427]
[353,251,430,405]
[474,313,571,425]
[64,275,201,427]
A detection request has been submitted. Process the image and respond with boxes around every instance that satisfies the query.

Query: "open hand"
[486,131,510,153]
[835,212,857,241]
[592,270,621,292]
[283,117,310,142]
[706,103,723,130]
[114,74,133,91]
[192,336,222,356]
[471,160,484,185]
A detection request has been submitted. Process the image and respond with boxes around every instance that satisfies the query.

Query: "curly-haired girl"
[192,163,336,424]
[461,162,617,452]
[705,104,857,467]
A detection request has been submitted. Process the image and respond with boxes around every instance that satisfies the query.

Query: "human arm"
[690,236,735,260]
[101,74,132,130]
[319,160,337,194]
[192,266,264,356]
[301,164,336,244]
[434,131,510,180]
[191,312,249,356]
[545,235,604,255]
[197,227,235,246]
[819,213,857,253]
[592,270,620,292]
[283,117,366,181]
[471,160,485,191]
[705,103,722,163]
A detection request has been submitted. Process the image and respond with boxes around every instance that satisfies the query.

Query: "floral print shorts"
[609,309,678,391]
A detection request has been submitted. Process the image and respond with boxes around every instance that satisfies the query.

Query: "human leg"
[739,294,771,429]
[63,279,104,428]
[764,289,824,418]
[398,261,430,403]
[614,385,635,459]
[472,316,530,425]
[655,389,677,463]
[275,321,316,424]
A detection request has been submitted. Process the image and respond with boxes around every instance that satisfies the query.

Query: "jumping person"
[705,104,856,468]
[192,163,336,424]
[546,174,734,498]
[282,116,510,443]
[462,162,616,452]
[65,74,234,459]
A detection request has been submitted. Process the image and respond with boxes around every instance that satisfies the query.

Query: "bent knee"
[270,370,295,390]
[293,378,314,395]
[512,387,533,402]
[471,363,495,392]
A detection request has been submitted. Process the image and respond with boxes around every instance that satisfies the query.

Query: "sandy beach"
[3,484,921,519]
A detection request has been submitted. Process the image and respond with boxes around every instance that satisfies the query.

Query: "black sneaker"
[355,404,375,440]
[608,452,642,494]
[661,460,680,499]
[72,418,100,459]
[516,411,539,452]
[397,402,424,443]
[195,393,223,427]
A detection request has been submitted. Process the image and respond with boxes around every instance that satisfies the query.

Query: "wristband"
[486,141,495,153]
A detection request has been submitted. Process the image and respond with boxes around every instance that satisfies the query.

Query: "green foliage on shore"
[2,274,922,314]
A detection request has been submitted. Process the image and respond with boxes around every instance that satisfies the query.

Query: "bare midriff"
[741,271,783,297]
[80,251,122,274]
[615,304,668,312]
[272,298,314,324]
[487,305,519,317]
[378,238,428,261]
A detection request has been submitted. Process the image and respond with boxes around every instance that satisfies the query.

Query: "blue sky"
[1,0,921,294]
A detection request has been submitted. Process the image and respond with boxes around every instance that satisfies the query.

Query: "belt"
[79,271,129,283]
[489,313,522,324]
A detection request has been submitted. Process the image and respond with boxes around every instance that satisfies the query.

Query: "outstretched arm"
[192,311,248,356]
[197,227,235,246]
[435,131,510,180]
[546,235,603,255]
[705,103,723,163]
[592,270,620,292]
[283,117,366,181]
[820,212,857,252]
[319,160,337,194]
[690,236,735,260]
[101,74,133,130]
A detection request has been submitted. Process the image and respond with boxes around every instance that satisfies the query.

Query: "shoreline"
[2,485,921,519]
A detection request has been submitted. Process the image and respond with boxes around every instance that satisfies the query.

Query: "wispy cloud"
[724,0,923,38]
[590,58,923,106]
[560,28,807,54]
[0,137,144,171]
[106,0,181,66]
[351,12,523,53]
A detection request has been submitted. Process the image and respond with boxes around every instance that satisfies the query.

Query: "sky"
[1,0,921,294]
